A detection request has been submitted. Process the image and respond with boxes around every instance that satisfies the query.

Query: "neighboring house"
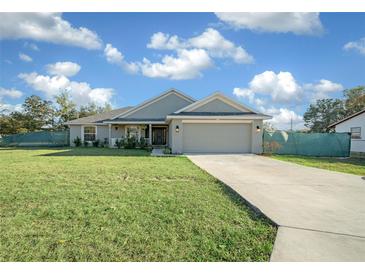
[65,89,271,154]
[329,109,365,153]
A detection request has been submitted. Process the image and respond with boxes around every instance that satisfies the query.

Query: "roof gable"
[329,108,365,128]
[175,92,257,114]
[114,89,195,120]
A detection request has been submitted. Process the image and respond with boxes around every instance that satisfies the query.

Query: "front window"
[351,127,361,139]
[126,126,139,138]
[84,126,96,141]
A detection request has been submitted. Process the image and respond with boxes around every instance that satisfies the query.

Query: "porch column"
[108,124,112,148]
[149,124,152,145]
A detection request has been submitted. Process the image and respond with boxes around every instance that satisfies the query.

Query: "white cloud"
[146,28,253,64]
[104,43,139,74]
[215,12,324,35]
[249,71,303,103]
[24,42,39,51]
[104,43,124,64]
[140,49,213,80]
[0,88,23,114]
[0,103,23,114]
[103,28,251,79]
[0,13,102,50]
[18,72,113,106]
[46,61,81,77]
[19,53,32,62]
[233,88,265,107]
[0,87,23,99]
[234,71,343,106]
[344,37,365,55]
[263,106,304,130]
[233,73,343,130]
[189,28,253,64]
[304,79,343,101]
[147,32,183,50]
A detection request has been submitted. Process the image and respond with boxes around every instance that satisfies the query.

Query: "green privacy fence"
[0,130,70,147]
[263,130,351,157]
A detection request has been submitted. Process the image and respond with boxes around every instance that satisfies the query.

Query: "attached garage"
[182,122,252,153]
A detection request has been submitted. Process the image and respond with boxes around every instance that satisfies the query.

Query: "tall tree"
[78,102,112,118]
[22,95,56,131]
[343,86,365,116]
[0,111,30,134]
[303,99,346,133]
[54,91,78,129]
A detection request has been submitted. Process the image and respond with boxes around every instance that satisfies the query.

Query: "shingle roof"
[105,118,165,122]
[64,106,133,125]
[171,111,256,116]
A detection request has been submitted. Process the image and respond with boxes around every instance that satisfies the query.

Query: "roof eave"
[166,114,272,121]
[328,108,365,128]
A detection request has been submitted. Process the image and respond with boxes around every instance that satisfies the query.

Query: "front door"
[152,128,166,145]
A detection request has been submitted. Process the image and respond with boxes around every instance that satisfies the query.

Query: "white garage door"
[182,123,252,153]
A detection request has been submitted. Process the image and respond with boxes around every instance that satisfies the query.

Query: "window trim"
[82,125,97,142]
[124,125,140,139]
[350,127,361,139]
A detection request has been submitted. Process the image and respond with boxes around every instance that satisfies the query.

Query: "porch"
[106,123,169,147]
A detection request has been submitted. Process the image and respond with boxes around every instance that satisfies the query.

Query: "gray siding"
[335,112,365,152]
[69,125,82,146]
[111,125,125,138]
[193,98,246,113]
[125,93,192,119]
[251,120,263,154]
[96,125,109,142]
[170,119,183,153]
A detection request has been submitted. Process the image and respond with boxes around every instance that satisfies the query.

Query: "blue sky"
[1,12,365,129]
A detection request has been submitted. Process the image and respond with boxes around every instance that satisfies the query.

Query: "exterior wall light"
[175,125,180,133]
[256,125,261,132]
[115,126,118,130]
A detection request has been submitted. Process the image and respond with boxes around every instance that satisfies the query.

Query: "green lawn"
[0,147,276,262]
[270,154,365,176]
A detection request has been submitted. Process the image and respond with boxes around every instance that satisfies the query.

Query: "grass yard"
[0,147,276,262]
[270,154,365,176]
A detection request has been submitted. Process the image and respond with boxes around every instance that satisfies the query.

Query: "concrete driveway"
[187,154,365,261]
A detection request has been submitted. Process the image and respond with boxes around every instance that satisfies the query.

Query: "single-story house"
[65,89,271,154]
[329,108,365,153]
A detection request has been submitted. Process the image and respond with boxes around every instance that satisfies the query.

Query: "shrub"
[83,140,89,147]
[124,136,137,149]
[115,139,123,149]
[92,139,100,147]
[139,137,147,149]
[73,136,82,147]
[144,145,153,152]
[163,147,172,154]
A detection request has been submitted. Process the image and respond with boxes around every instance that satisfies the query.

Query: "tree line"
[0,92,111,135]
[303,86,365,132]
